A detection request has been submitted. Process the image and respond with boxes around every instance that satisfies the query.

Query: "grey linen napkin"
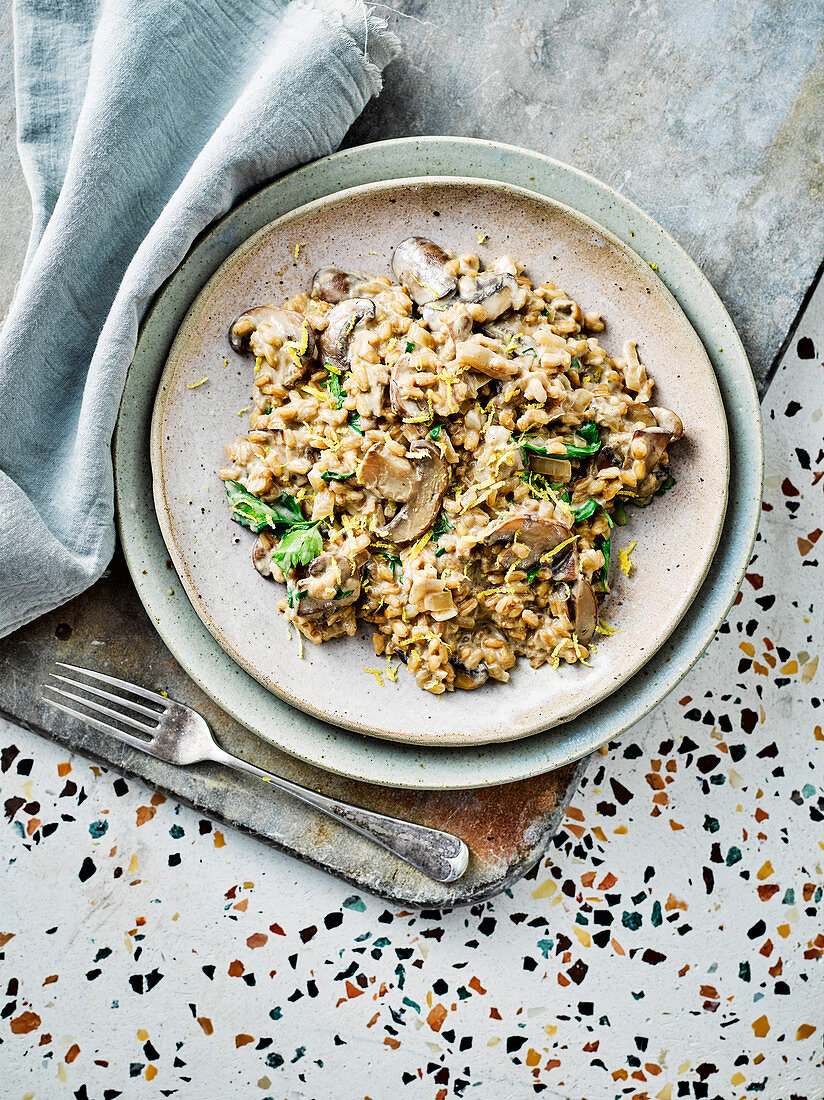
[0,0,399,636]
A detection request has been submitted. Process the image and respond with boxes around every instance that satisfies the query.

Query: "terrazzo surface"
[1,280,821,1100]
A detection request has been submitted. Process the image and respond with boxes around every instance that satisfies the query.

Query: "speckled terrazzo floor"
[1,282,821,1099]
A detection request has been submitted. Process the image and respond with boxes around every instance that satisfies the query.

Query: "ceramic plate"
[114,137,762,787]
[150,177,728,746]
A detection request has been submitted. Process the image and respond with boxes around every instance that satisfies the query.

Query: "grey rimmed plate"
[115,137,762,787]
[149,177,728,746]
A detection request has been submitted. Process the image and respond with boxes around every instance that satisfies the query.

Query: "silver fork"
[42,663,469,883]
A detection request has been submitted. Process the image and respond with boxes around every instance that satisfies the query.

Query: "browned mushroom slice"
[229,306,315,369]
[551,546,578,582]
[319,298,376,373]
[252,531,277,576]
[649,406,683,441]
[483,514,571,570]
[624,402,658,429]
[295,554,360,619]
[451,658,489,690]
[311,266,377,304]
[528,455,572,482]
[358,447,414,502]
[571,577,598,643]
[378,440,450,545]
[389,353,430,421]
[625,426,672,477]
[392,237,457,305]
[460,271,525,321]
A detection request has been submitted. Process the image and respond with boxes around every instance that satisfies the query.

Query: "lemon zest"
[186,377,209,389]
[384,664,399,682]
[596,618,619,636]
[539,535,577,563]
[364,667,385,687]
[619,540,637,575]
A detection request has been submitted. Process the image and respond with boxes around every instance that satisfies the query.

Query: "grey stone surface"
[344,1,824,387]
[2,2,822,381]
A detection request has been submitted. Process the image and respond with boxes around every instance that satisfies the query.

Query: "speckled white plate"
[115,137,761,786]
[149,176,728,746]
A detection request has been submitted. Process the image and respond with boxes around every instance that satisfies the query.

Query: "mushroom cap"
[571,576,598,643]
[623,402,658,429]
[229,306,315,367]
[311,266,377,304]
[318,297,376,373]
[626,426,672,477]
[389,353,431,421]
[358,447,414,502]
[460,271,525,321]
[392,237,457,306]
[296,553,361,619]
[251,532,277,577]
[483,513,572,570]
[451,658,489,690]
[378,439,450,545]
[649,406,683,441]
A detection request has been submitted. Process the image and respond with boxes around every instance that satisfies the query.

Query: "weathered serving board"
[0,551,586,906]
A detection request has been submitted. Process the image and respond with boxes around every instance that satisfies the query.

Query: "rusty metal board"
[0,551,585,907]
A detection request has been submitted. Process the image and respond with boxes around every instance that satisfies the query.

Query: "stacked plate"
[114,138,762,790]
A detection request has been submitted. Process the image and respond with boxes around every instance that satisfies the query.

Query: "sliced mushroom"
[649,406,683,441]
[392,237,457,305]
[451,658,489,690]
[460,271,526,321]
[229,306,315,370]
[389,353,431,421]
[528,455,572,481]
[252,531,277,577]
[296,553,360,619]
[483,514,571,570]
[378,440,450,544]
[311,266,377,303]
[455,336,519,379]
[358,447,414,502]
[625,426,672,477]
[551,546,578,583]
[623,402,657,429]
[571,577,598,643]
[318,297,376,373]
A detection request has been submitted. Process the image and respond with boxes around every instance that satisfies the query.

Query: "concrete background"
[2,1,823,388]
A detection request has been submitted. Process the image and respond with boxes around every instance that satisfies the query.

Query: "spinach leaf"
[320,470,355,482]
[429,424,442,441]
[405,340,415,353]
[656,474,676,495]
[348,413,364,436]
[612,501,628,527]
[599,535,611,591]
[432,511,453,539]
[571,499,598,522]
[526,563,541,583]
[225,481,304,533]
[272,524,323,575]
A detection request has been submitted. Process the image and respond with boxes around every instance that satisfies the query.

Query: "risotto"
[218,237,683,695]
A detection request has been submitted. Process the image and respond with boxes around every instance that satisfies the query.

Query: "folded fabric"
[0,0,399,636]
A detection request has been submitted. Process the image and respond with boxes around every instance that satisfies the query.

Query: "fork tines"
[42,662,166,749]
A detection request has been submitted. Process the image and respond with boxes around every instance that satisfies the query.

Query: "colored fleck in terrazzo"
[0,296,822,1096]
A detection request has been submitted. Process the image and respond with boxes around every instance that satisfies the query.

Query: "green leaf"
[600,536,611,591]
[405,340,415,353]
[526,563,541,583]
[225,481,304,533]
[432,511,453,539]
[434,547,446,558]
[285,579,305,608]
[570,356,581,371]
[571,499,598,522]
[578,421,599,445]
[348,413,364,436]
[320,470,355,482]
[429,424,442,441]
[655,474,676,495]
[613,501,628,526]
[540,307,550,317]
[272,524,323,575]
[325,368,347,409]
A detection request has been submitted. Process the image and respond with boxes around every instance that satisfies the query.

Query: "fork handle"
[209,747,469,884]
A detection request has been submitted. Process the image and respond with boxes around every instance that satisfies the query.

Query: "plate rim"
[114,136,762,789]
[148,172,730,745]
